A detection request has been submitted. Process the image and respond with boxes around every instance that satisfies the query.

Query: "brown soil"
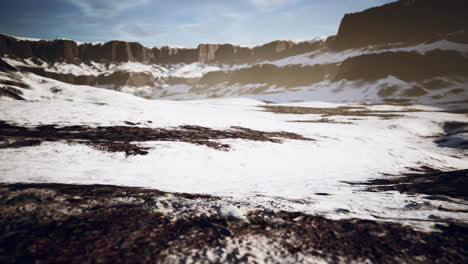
[345,167,468,201]
[401,86,428,97]
[377,85,400,97]
[288,118,354,124]
[435,121,468,149]
[0,79,30,89]
[0,183,466,263]
[261,105,426,119]
[0,121,312,156]
[0,86,25,100]
[383,98,412,104]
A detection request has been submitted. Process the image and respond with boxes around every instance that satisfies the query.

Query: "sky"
[0,0,395,47]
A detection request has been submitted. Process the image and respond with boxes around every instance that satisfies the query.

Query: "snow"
[167,63,223,78]
[50,62,103,76]
[179,235,328,263]
[269,40,468,67]
[2,33,42,42]
[383,40,468,54]
[1,33,106,46]
[270,48,362,67]
[1,57,238,81]
[1,74,468,230]
[244,76,468,104]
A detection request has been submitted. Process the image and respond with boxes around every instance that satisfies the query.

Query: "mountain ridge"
[1,0,467,103]
[0,33,327,65]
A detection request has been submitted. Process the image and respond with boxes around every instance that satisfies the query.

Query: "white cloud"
[67,0,151,16]
[249,0,293,11]
[178,23,202,31]
[119,22,150,38]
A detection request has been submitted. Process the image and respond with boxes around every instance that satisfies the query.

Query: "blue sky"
[1,0,394,47]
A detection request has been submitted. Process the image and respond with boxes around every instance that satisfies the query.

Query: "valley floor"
[0,86,467,263]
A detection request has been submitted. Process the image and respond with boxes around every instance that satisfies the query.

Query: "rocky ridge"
[1,0,467,102]
[0,34,325,65]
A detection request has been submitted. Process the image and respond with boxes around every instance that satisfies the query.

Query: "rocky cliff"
[0,34,324,64]
[335,50,468,82]
[198,63,337,88]
[333,0,468,50]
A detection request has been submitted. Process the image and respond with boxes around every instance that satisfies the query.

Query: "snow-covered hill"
[2,37,468,103]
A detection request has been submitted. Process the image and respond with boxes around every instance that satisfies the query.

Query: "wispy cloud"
[249,0,294,11]
[118,22,150,38]
[66,0,151,16]
[0,0,396,46]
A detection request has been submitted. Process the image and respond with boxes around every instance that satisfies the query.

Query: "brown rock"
[333,0,468,50]
[334,50,468,82]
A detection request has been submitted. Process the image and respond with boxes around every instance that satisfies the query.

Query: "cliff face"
[0,35,160,63]
[198,63,338,88]
[333,0,468,50]
[335,50,468,82]
[0,34,324,64]
[198,44,252,64]
[0,36,80,61]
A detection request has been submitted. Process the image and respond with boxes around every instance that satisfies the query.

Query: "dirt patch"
[0,138,41,149]
[383,98,412,104]
[261,105,426,119]
[444,109,468,114]
[334,51,468,82]
[345,167,468,201]
[401,86,428,97]
[448,88,465,95]
[422,78,454,90]
[0,86,25,100]
[435,121,468,150]
[0,79,30,89]
[0,183,466,263]
[288,118,354,124]
[377,84,400,97]
[0,121,312,156]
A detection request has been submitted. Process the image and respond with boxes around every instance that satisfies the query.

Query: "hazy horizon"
[1,0,394,47]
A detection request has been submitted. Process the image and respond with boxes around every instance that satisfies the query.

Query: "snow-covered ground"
[153,76,468,104]
[244,77,468,104]
[1,57,242,79]
[1,73,467,230]
[269,40,468,67]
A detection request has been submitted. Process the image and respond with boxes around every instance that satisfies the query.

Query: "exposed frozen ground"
[0,76,467,231]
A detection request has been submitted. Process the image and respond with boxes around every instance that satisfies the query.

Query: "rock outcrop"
[0,58,17,71]
[334,50,468,82]
[0,34,324,65]
[198,44,252,64]
[333,0,468,50]
[198,63,338,88]
[19,66,162,89]
[0,36,80,61]
[197,41,325,64]
[152,46,198,64]
[92,41,150,62]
